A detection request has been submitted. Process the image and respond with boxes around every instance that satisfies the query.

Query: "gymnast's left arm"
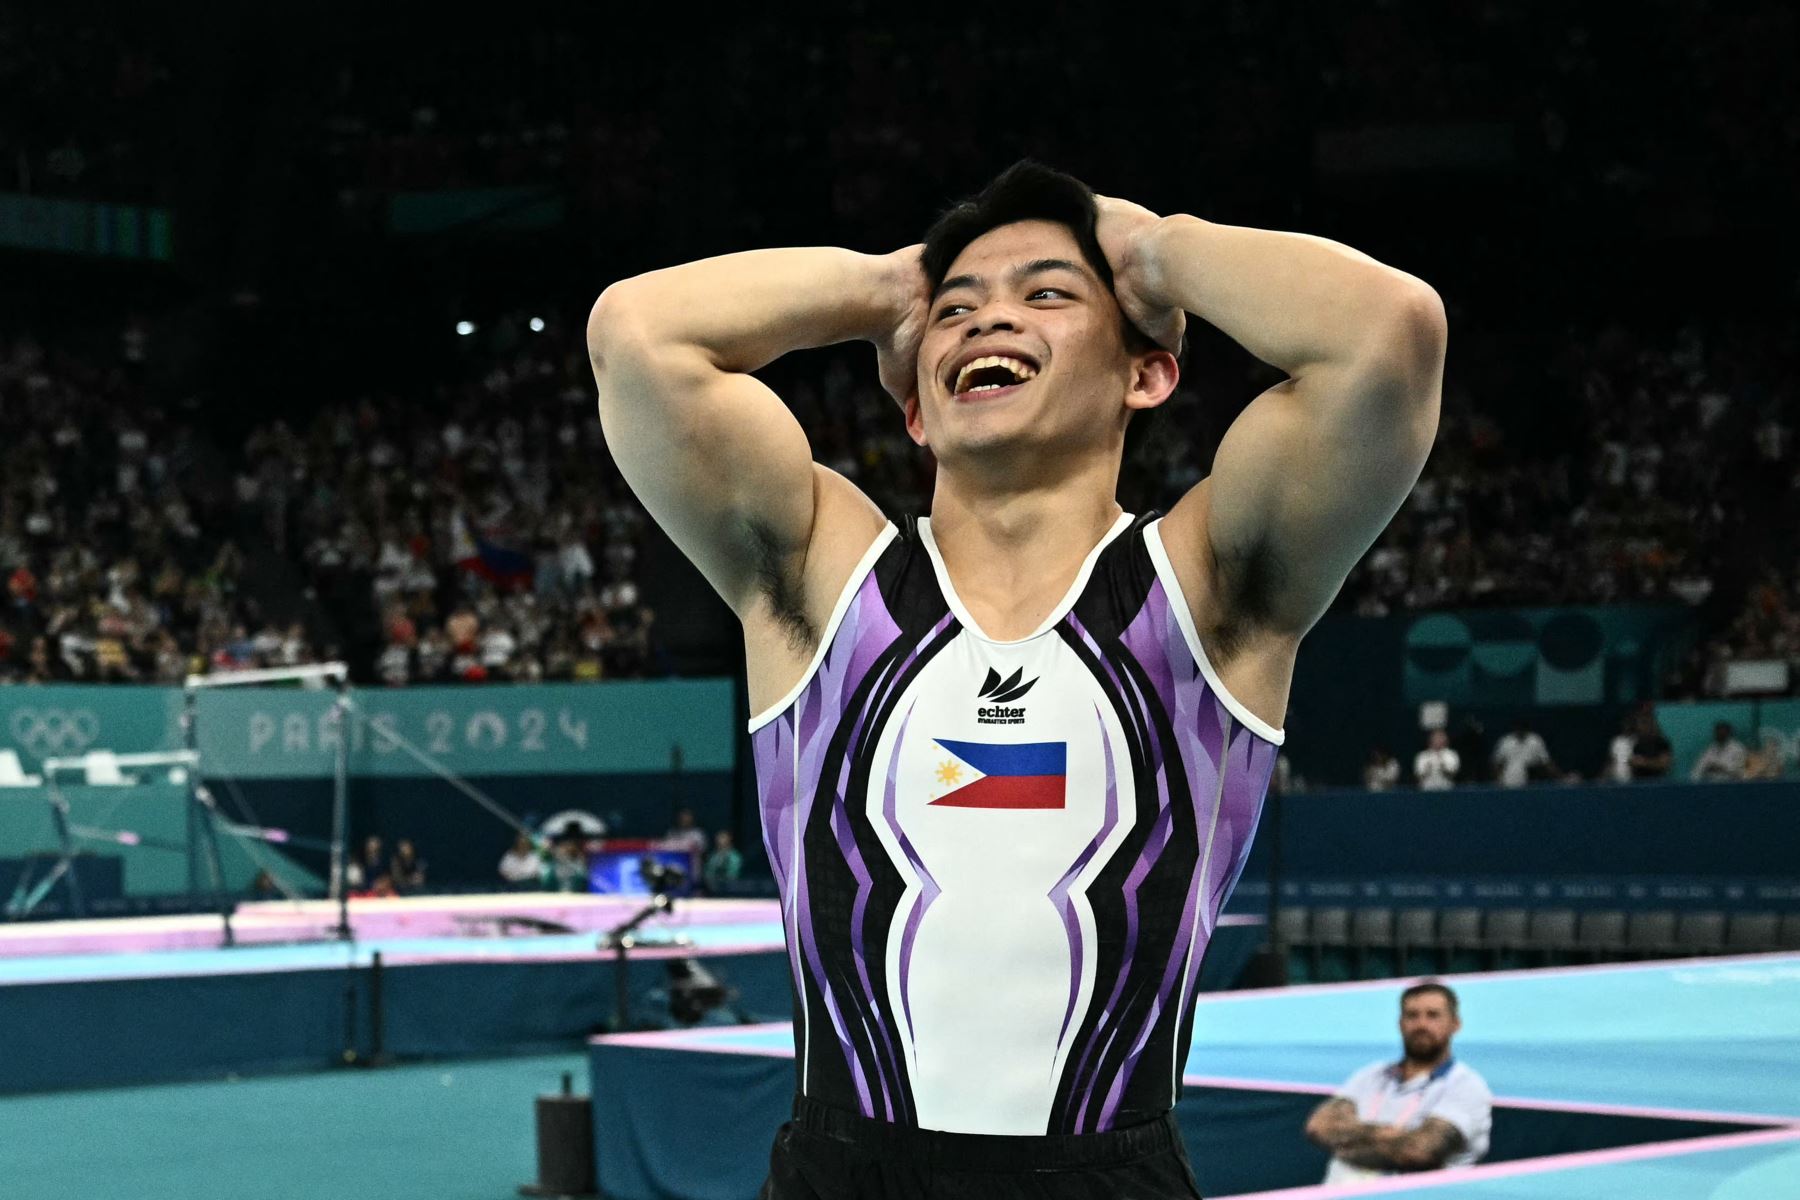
[1098,197,1446,643]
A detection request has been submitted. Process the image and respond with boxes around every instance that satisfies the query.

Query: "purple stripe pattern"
[752,567,901,1116]
[1049,706,1121,1053]
[752,549,952,1121]
[753,524,1279,1135]
[882,703,940,1043]
[1099,575,1279,1125]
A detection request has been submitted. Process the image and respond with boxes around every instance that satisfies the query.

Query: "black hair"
[1400,980,1460,1016]
[919,159,1185,472]
[920,159,1179,362]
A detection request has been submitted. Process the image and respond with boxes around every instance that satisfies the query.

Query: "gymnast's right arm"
[586,248,921,616]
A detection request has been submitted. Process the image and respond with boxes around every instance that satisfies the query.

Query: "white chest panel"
[866,629,1138,1134]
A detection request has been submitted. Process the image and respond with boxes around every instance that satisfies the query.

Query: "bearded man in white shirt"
[1303,981,1493,1182]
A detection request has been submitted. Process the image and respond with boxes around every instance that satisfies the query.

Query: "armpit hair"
[1207,536,1287,666]
[745,517,818,655]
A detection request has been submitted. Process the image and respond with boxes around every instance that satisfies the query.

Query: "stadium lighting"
[455,320,476,336]
[529,316,546,332]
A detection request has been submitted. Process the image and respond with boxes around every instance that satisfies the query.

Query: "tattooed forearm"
[1303,1099,1361,1149]
[1331,1119,1466,1172]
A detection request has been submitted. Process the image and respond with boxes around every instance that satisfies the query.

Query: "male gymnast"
[589,160,1445,1198]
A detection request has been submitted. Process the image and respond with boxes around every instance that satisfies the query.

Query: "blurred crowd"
[0,317,665,686]
[1342,320,1794,623]
[0,332,299,684]
[231,315,663,686]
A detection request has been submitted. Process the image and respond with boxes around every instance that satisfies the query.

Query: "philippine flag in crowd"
[450,508,534,589]
[929,739,1067,810]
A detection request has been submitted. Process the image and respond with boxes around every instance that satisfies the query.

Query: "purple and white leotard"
[749,511,1284,1136]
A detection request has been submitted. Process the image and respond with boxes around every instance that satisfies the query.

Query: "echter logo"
[9,708,101,755]
[976,667,1036,725]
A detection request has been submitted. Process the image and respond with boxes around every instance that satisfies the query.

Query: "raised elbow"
[1396,280,1447,344]
[1377,281,1448,380]
[586,284,652,373]
[1374,284,1448,442]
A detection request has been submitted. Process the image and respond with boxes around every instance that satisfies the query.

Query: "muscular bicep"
[589,295,823,616]
[1168,288,1445,635]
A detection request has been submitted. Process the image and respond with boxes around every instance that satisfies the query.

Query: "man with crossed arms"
[1305,981,1494,1183]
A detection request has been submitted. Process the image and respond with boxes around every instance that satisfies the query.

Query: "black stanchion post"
[367,950,387,1064]
[519,1072,599,1199]
[613,941,631,1033]
[340,969,359,1065]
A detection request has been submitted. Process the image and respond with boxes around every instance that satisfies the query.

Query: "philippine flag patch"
[929,739,1067,810]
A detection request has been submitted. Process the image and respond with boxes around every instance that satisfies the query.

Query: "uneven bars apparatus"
[184,662,353,943]
[16,751,210,927]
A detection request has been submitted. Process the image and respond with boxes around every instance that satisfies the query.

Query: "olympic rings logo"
[8,709,101,755]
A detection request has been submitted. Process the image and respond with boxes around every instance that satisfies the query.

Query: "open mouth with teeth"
[952,355,1039,397]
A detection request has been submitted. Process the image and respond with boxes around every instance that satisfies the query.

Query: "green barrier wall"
[0,681,735,779]
[1,682,739,893]
[0,782,322,906]
[1,685,182,775]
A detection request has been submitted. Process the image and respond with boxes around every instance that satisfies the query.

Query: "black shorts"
[760,1095,1204,1200]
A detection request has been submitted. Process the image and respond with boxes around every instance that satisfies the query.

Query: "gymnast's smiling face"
[906,219,1176,476]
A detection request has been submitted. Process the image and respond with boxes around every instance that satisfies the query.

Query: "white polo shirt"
[1324,1058,1493,1184]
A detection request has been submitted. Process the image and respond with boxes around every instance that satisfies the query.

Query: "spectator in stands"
[1303,982,1493,1183]
[1363,747,1402,792]
[499,832,544,889]
[1689,721,1748,782]
[389,838,427,893]
[663,807,707,861]
[1629,710,1674,780]
[247,869,283,900]
[1743,740,1785,779]
[346,834,385,890]
[1604,712,1638,782]
[1414,729,1460,791]
[1269,751,1296,796]
[549,821,589,892]
[356,874,398,899]
[1491,719,1554,788]
[703,830,743,895]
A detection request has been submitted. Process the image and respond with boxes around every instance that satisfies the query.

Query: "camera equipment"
[595,856,694,1031]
